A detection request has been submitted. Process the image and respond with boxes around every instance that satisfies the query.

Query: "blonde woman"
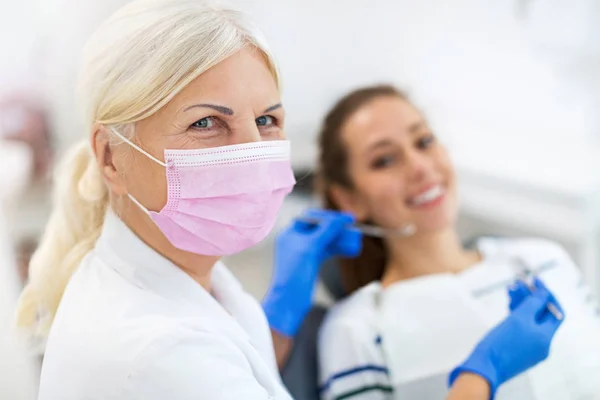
[15,1,562,399]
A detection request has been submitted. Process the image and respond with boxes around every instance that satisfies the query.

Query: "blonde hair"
[15,0,279,348]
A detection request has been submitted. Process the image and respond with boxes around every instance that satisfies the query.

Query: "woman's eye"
[417,134,436,149]
[256,115,275,127]
[371,155,396,169]
[191,117,216,129]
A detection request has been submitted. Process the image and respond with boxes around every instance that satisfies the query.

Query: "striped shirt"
[318,238,600,400]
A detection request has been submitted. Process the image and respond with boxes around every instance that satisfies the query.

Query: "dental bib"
[376,274,535,399]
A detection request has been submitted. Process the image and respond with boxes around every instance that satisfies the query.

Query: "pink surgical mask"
[111,128,296,256]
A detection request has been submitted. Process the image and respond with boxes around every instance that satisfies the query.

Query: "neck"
[115,200,218,291]
[381,228,480,287]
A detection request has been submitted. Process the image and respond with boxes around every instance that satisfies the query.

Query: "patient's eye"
[371,154,396,169]
[416,134,436,150]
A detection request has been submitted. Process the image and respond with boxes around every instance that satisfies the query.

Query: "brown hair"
[317,84,408,295]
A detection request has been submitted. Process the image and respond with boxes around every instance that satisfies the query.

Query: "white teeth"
[410,185,443,206]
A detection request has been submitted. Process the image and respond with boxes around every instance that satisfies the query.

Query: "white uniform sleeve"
[121,330,273,400]
[318,318,392,400]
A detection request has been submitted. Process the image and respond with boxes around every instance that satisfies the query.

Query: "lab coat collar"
[95,210,250,342]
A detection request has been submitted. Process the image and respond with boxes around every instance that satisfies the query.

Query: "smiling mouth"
[407,184,445,207]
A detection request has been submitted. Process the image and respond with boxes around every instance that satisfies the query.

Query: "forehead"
[167,47,279,111]
[341,96,423,149]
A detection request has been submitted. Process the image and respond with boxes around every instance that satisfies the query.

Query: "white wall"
[0,0,43,94]
[234,0,600,166]
[4,0,597,163]
[3,0,600,251]
[0,141,40,400]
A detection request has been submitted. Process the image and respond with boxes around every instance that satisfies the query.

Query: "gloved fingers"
[329,227,363,257]
[532,277,549,294]
[532,288,557,323]
[291,218,319,234]
[529,286,566,328]
[512,288,548,321]
[512,278,564,323]
[292,209,333,232]
[289,209,350,234]
[531,278,565,329]
[303,208,353,218]
[533,278,564,315]
[529,278,564,325]
[303,208,355,224]
[301,208,356,244]
[540,310,564,335]
[508,280,531,311]
[538,304,564,338]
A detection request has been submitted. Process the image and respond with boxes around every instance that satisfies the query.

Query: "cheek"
[359,174,409,223]
[440,158,457,197]
[432,149,456,189]
[437,149,455,178]
[122,152,168,211]
[435,155,459,215]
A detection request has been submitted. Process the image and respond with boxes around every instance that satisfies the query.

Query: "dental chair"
[280,236,484,400]
[280,256,347,400]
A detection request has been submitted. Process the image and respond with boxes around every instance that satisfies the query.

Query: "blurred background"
[1,0,599,398]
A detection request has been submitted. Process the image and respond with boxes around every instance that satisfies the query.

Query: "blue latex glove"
[262,209,362,336]
[449,278,564,399]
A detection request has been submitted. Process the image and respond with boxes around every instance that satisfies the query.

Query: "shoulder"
[479,236,568,256]
[122,327,270,399]
[479,236,573,268]
[478,236,586,293]
[322,283,379,332]
[319,283,381,352]
[317,285,390,399]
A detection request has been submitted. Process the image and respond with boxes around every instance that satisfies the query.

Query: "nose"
[230,119,262,145]
[405,149,434,182]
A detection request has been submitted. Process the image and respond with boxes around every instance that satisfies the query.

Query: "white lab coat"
[39,211,293,400]
[318,237,600,400]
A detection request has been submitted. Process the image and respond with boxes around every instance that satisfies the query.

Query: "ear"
[91,124,128,196]
[328,184,370,221]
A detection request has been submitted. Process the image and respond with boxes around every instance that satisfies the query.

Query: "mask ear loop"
[109,127,166,167]
[126,193,151,215]
[109,126,165,215]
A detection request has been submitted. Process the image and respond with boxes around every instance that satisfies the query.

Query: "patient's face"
[339,96,457,233]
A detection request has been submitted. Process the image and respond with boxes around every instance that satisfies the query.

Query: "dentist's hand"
[263,209,362,337]
[449,278,564,399]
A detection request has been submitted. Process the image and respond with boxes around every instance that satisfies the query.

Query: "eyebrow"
[408,120,427,134]
[183,102,282,116]
[264,103,282,113]
[365,122,429,152]
[367,139,395,152]
[184,104,234,115]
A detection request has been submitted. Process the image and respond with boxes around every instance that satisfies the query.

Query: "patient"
[316,85,600,400]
